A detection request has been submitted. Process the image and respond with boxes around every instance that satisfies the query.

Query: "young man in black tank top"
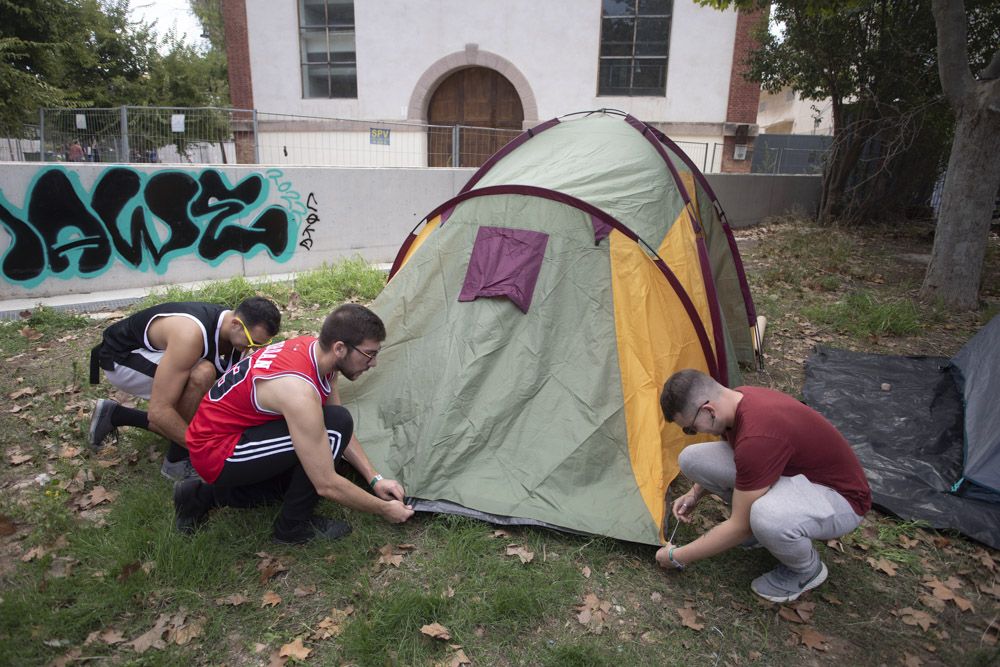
[89,297,281,481]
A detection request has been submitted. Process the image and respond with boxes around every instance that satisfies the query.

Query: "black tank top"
[98,302,237,376]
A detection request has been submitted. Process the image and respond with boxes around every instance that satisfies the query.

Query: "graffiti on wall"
[0,166,311,286]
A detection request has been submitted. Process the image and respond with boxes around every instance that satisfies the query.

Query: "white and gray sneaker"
[160,457,201,482]
[751,560,828,603]
[88,399,119,450]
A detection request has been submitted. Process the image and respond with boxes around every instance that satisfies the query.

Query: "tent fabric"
[952,314,1000,499]
[803,327,1000,548]
[344,111,757,545]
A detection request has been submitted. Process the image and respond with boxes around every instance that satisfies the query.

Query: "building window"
[598,0,672,96]
[299,0,357,98]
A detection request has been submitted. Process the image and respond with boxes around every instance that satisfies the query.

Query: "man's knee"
[321,405,354,442]
[677,445,698,476]
[187,360,217,393]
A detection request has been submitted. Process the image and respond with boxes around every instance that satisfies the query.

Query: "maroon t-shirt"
[729,386,871,516]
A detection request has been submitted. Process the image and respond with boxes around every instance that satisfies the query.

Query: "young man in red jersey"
[178,303,413,544]
[656,369,871,602]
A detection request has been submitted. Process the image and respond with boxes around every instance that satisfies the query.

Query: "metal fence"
[36,106,253,164]
[19,106,797,174]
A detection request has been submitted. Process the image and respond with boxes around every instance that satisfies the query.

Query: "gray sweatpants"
[678,441,863,573]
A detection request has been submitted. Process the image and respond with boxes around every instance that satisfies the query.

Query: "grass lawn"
[0,220,998,666]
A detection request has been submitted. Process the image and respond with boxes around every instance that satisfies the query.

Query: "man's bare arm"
[147,318,208,444]
[256,376,412,523]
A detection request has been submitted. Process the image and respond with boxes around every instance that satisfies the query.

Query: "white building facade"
[223,0,763,171]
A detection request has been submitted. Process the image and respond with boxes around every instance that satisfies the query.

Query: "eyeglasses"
[682,401,710,436]
[348,343,379,363]
[235,318,273,349]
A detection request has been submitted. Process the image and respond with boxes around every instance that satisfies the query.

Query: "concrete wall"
[246,0,737,127]
[0,162,819,300]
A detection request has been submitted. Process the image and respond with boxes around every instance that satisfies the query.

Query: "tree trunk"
[819,117,869,220]
[919,105,1000,309]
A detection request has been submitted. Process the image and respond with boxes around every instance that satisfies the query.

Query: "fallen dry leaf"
[918,594,946,613]
[377,543,405,568]
[447,647,472,666]
[421,622,452,640]
[256,553,288,584]
[47,647,82,667]
[127,613,170,653]
[650,591,662,603]
[973,548,996,572]
[294,584,317,597]
[676,604,704,631]
[0,514,16,536]
[21,545,46,562]
[778,601,814,624]
[279,637,311,660]
[73,486,118,511]
[895,607,935,632]
[902,652,924,666]
[9,387,36,400]
[312,606,355,641]
[168,614,205,646]
[491,529,510,538]
[215,593,250,607]
[797,626,829,651]
[8,452,32,465]
[505,544,535,564]
[576,593,612,634]
[262,591,282,608]
[867,557,898,577]
[99,629,125,645]
[581,566,591,578]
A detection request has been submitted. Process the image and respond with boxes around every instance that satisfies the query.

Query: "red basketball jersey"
[186,336,334,482]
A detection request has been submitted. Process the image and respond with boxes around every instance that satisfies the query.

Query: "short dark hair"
[234,297,281,337]
[319,303,386,350]
[660,369,719,423]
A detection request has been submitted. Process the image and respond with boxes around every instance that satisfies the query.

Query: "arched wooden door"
[427,67,524,167]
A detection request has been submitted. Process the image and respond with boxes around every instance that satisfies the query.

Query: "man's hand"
[373,478,405,502]
[381,499,414,523]
[654,542,676,569]
[672,491,700,524]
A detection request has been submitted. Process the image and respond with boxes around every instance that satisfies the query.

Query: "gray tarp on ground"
[802,315,1000,549]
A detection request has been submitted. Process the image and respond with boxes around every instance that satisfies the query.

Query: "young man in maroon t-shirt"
[656,369,871,602]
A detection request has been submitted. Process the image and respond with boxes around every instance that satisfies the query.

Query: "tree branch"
[931,0,974,107]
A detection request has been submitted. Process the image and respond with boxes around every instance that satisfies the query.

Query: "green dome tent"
[341,111,759,545]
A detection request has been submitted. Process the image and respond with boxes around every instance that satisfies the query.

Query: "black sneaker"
[272,516,352,545]
[161,457,200,482]
[173,479,212,534]
[89,399,119,450]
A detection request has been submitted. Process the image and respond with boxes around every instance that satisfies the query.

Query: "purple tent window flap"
[458,226,549,314]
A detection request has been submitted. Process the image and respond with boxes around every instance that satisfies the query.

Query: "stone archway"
[408,46,537,167]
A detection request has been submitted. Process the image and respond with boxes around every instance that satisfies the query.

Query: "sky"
[129,0,207,50]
